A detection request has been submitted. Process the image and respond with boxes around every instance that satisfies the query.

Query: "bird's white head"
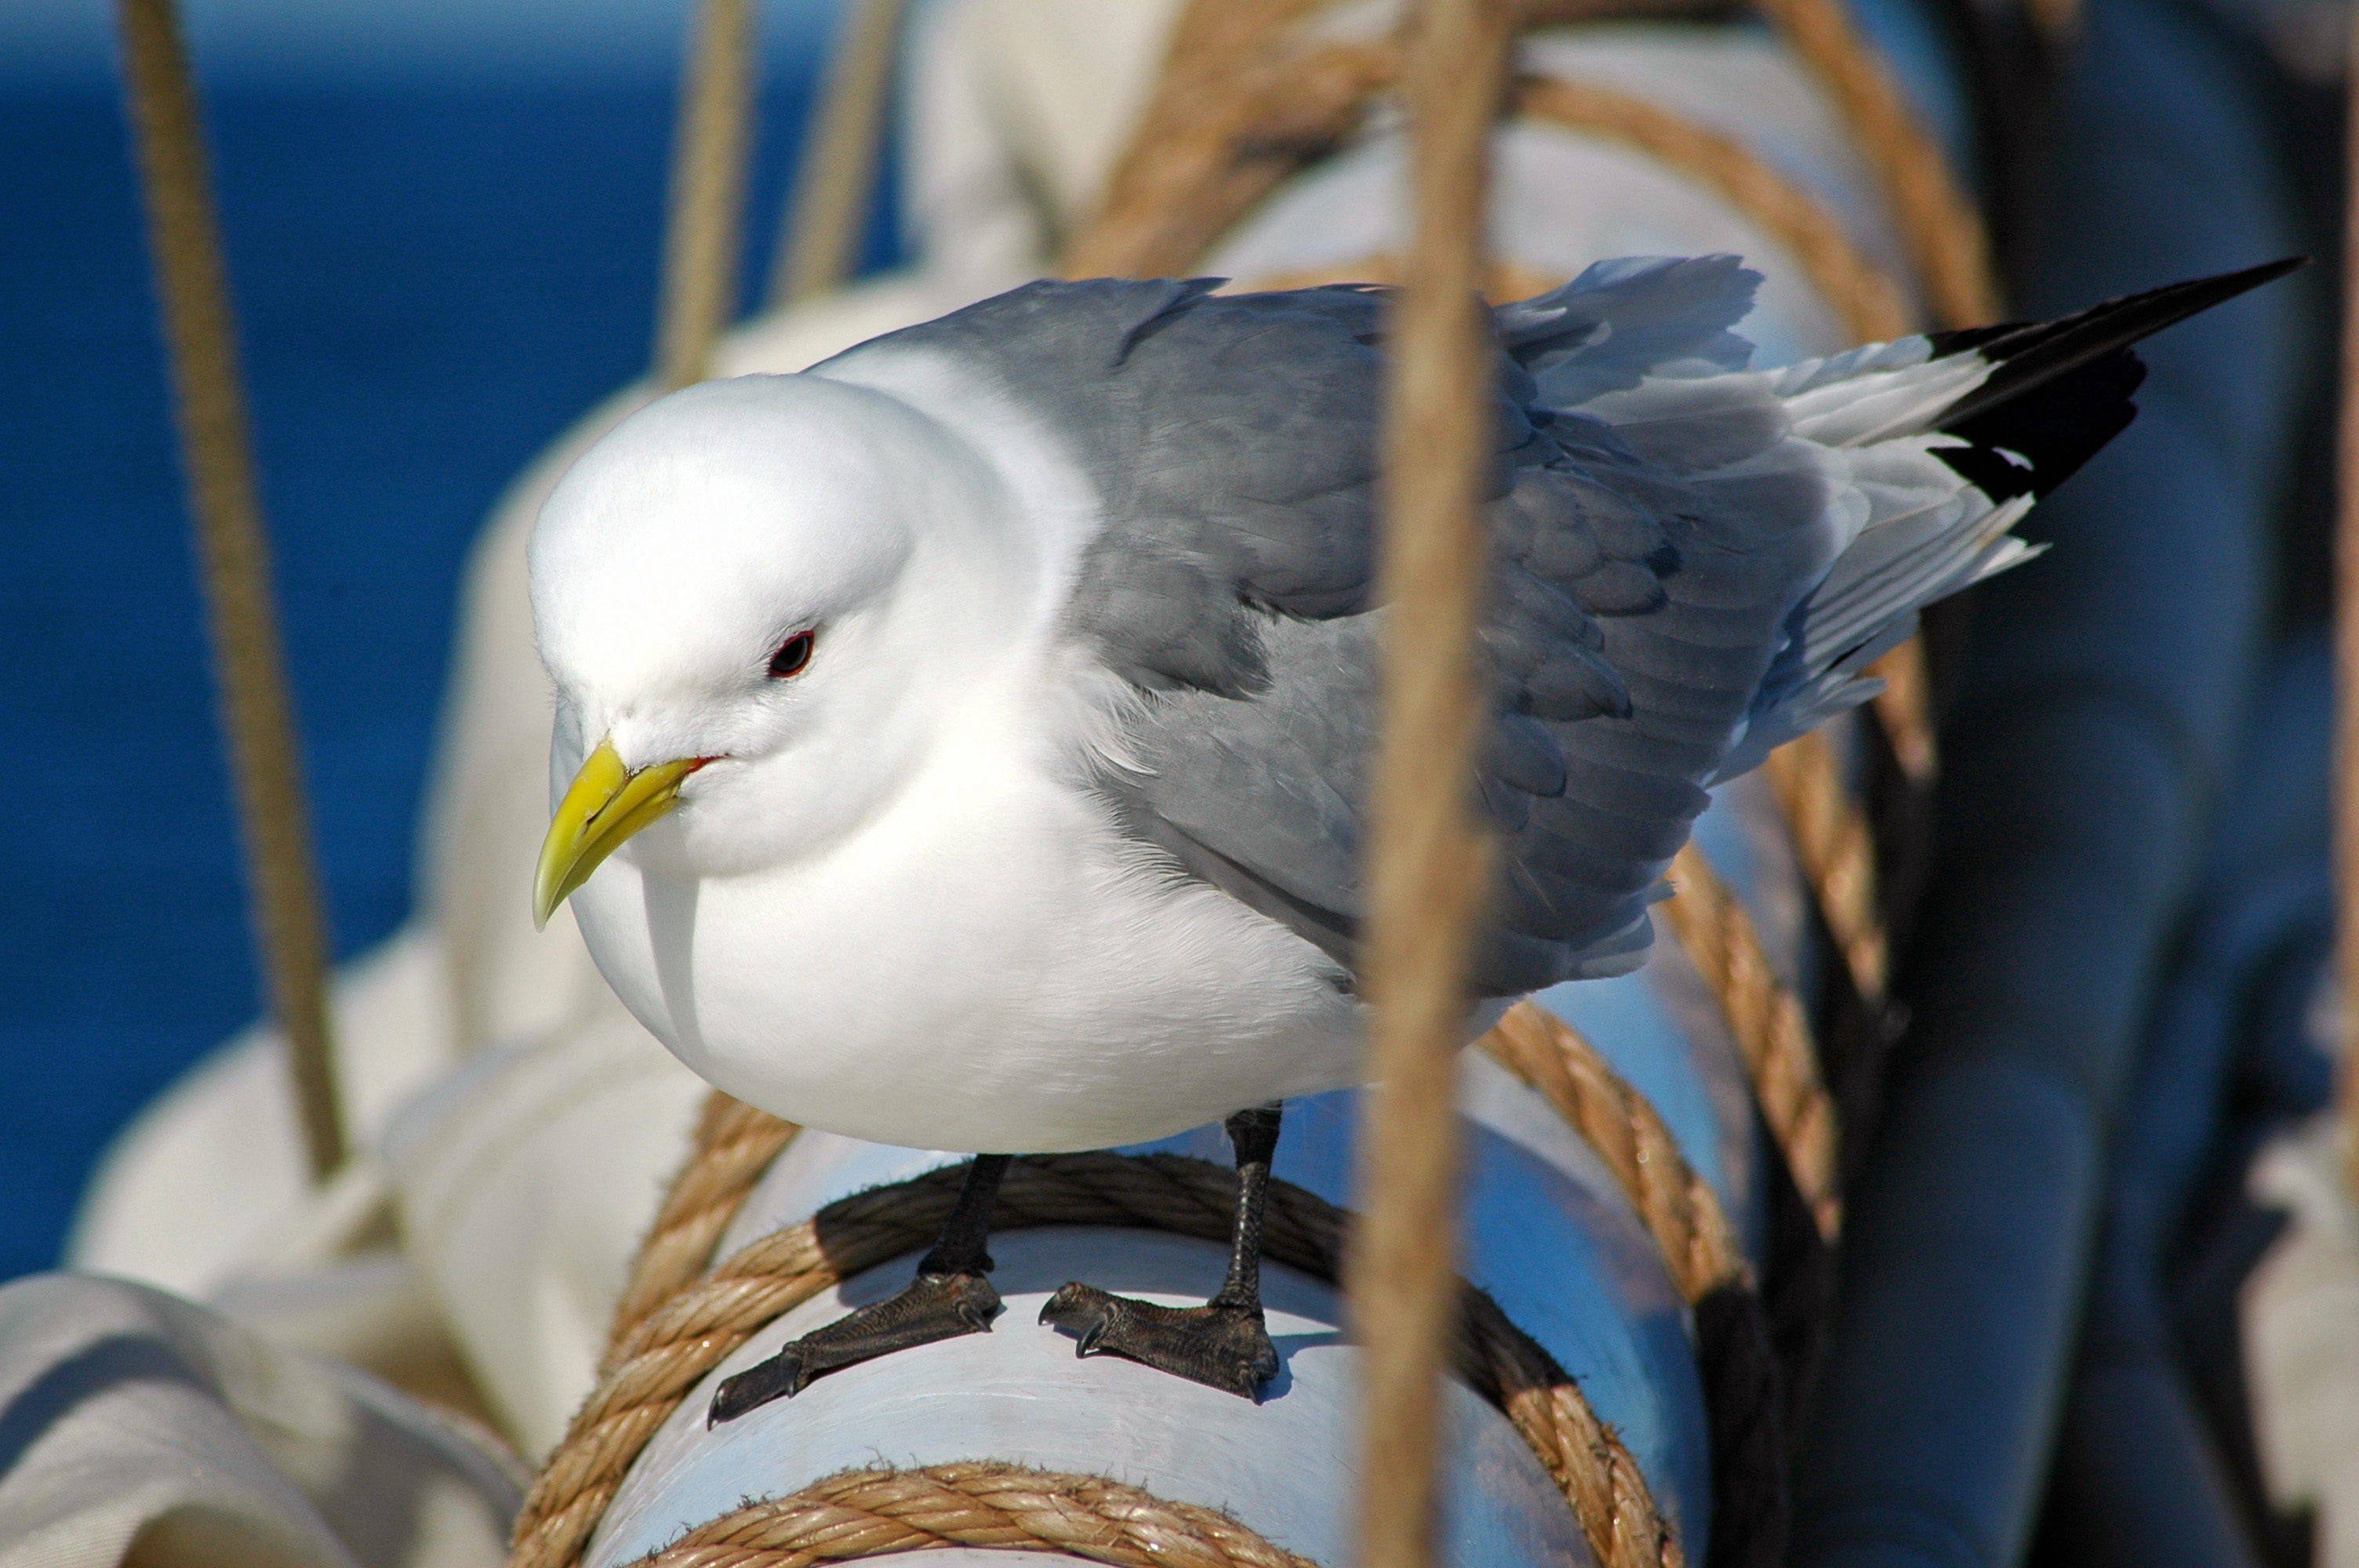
[528,372,1022,927]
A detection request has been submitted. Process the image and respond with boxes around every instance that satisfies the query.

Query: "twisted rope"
[1510,74,1911,343]
[769,0,907,307]
[511,1151,1678,1568]
[629,1461,1320,1568]
[1350,5,1520,1566]
[1657,846,1841,1240]
[1480,1003,1788,1568]
[1759,732,1885,1004]
[1228,61,1916,346]
[1746,0,2001,331]
[1865,637,1938,784]
[115,0,345,1181]
[605,1092,803,1367]
[1481,1003,1745,1302]
[655,0,758,390]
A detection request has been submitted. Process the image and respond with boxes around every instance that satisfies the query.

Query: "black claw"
[1038,1281,1281,1400]
[708,1270,1003,1425]
[709,1348,807,1425]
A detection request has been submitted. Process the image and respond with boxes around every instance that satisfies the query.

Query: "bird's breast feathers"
[565,699,1364,1152]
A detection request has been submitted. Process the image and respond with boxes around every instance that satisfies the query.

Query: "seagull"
[528,254,2295,1414]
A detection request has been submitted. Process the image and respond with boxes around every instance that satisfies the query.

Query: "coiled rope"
[547,974,1794,1568]
[631,1461,1320,1568]
[513,1148,1679,1568]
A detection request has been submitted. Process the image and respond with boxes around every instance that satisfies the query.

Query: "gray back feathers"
[836,257,2002,995]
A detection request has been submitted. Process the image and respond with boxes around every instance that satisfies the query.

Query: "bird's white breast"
[566,706,1365,1152]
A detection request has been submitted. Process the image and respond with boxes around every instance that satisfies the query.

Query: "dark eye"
[767,630,816,679]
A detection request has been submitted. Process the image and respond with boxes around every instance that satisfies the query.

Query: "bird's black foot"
[1038,1282,1280,1400]
[710,1268,1003,1423]
[709,1152,1015,1425]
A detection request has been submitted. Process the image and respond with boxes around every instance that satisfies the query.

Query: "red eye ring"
[768,630,816,679]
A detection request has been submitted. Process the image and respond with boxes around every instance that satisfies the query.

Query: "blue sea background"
[0,0,897,1279]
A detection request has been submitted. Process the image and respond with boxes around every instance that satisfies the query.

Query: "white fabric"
[2243,1112,2359,1568]
[70,930,457,1300]
[0,1275,518,1568]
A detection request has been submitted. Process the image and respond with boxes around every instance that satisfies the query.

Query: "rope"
[1865,639,1938,782]
[656,0,759,391]
[510,1152,1679,1568]
[1060,36,1397,282]
[1481,1004,1745,1301]
[605,1092,803,1367]
[625,1461,1319,1568]
[2337,0,2359,1204]
[1747,0,2001,332]
[1656,846,1841,1240]
[549,996,1778,1567]
[1350,6,1519,1568]
[1226,60,1916,343]
[114,0,346,1181]
[1480,1004,1789,1568]
[769,0,907,307]
[1510,75,1911,343]
[1759,732,1885,1004]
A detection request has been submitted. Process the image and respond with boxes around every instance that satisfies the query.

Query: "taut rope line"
[1660,845,1841,1240]
[1481,1007,1745,1302]
[1510,74,1913,344]
[114,0,346,1181]
[1349,4,1520,1567]
[2337,0,2359,1202]
[770,0,908,307]
[656,0,758,391]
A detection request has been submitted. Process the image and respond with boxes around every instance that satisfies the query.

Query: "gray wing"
[844,259,1838,994]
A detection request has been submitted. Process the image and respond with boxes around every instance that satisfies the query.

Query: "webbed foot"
[710,1269,1003,1423]
[1038,1282,1280,1400]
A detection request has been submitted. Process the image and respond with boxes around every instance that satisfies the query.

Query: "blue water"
[0,66,897,1279]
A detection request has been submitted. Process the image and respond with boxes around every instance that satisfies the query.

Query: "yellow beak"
[533,736,704,929]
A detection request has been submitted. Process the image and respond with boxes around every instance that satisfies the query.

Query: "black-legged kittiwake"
[527,253,2297,1409]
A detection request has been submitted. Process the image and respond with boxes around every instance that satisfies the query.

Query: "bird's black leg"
[709,1152,1011,1423]
[1039,1104,1285,1399]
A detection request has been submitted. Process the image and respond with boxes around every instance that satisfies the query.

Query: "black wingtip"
[1927,257,2306,504]
[1931,256,2307,430]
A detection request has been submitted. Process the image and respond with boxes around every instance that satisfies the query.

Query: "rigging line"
[1347,5,1521,1568]
[2335,0,2359,1203]
[769,0,908,307]
[656,0,760,392]
[114,0,345,1181]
